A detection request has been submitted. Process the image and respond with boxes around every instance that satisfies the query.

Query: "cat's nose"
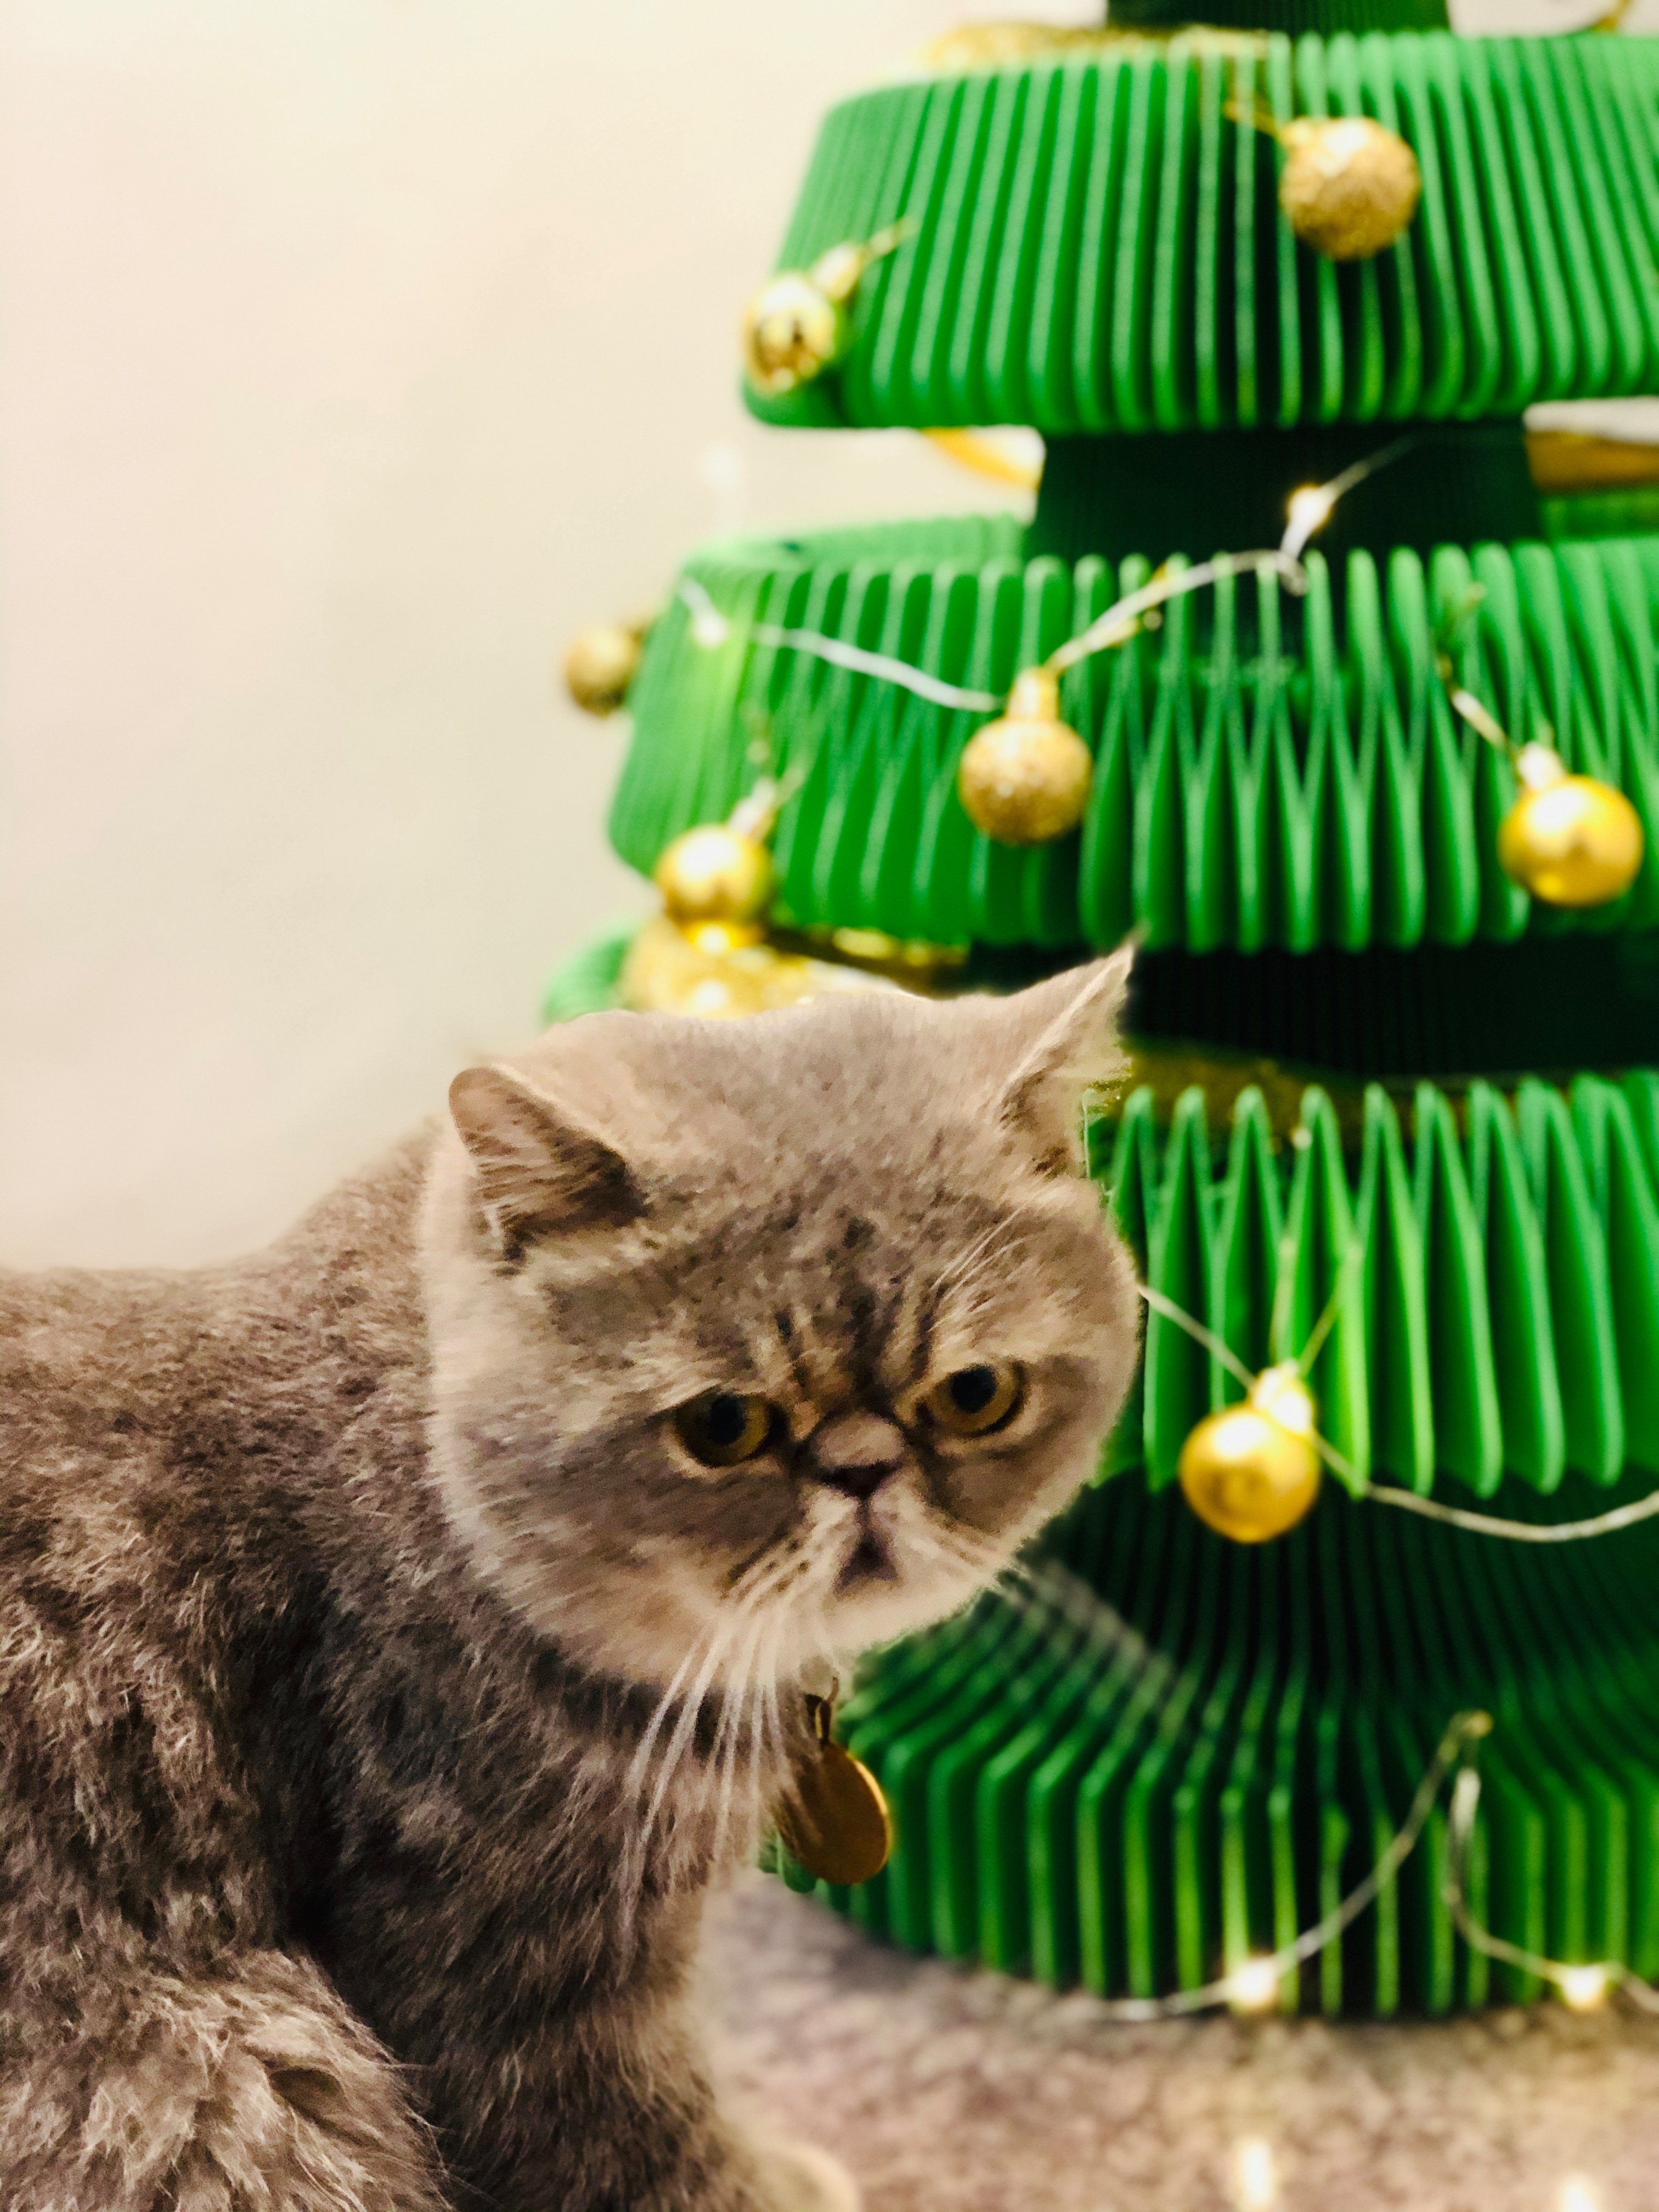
[804,1412,909,1501]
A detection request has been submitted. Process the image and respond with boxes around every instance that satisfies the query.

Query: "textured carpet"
[704,1876,1659,2212]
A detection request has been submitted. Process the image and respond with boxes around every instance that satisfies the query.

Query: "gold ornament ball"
[563,622,644,716]
[1279,116,1421,262]
[1497,745,1644,908]
[620,915,904,1021]
[956,668,1094,845]
[653,823,777,931]
[742,269,849,398]
[1178,1365,1322,1543]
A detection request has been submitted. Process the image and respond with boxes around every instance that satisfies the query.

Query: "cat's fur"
[0,959,1140,2212]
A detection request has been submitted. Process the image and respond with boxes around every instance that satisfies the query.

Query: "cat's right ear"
[448,1065,644,1260]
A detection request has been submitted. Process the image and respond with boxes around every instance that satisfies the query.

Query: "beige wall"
[1,0,1639,1267]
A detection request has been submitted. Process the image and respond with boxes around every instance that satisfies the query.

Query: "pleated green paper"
[804,1462,1659,2012]
[747,32,1659,433]
[1101,1074,1659,1500]
[543,933,1659,2002]
[610,518,1659,953]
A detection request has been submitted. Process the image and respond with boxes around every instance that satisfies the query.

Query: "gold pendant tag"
[775,1692,892,1887]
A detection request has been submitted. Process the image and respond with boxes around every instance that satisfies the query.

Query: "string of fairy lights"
[657,430,1646,898]
[1049,1697,1659,2023]
[1066,1257,1659,2022]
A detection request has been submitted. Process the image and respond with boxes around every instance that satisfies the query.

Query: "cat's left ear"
[449,1064,644,1260]
[995,945,1135,1175]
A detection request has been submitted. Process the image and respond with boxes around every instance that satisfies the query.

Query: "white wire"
[1363,1482,1659,1543]
[1046,549,1308,675]
[670,437,1429,745]
[751,624,1002,710]
[1069,1710,1487,2020]
[676,547,1313,716]
[1136,1282,1257,1392]
[1443,1751,1659,2012]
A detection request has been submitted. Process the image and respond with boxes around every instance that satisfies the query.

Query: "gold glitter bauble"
[620,916,901,1021]
[742,240,871,398]
[1279,116,1421,262]
[653,824,776,930]
[923,21,1097,70]
[1496,744,1644,908]
[956,668,1093,845]
[1178,1364,1322,1543]
[562,621,645,716]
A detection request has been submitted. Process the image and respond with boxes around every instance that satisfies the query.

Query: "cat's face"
[422,957,1139,1694]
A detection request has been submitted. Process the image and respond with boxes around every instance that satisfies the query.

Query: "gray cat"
[0,957,1139,2212]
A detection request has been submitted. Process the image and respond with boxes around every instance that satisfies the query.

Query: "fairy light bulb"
[1555,1963,1611,2012]
[1497,743,1644,909]
[1226,1957,1283,2013]
[1230,2136,1281,2210]
[1179,1363,1323,1543]
[1283,482,1338,561]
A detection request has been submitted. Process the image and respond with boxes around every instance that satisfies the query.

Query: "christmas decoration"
[619,915,899,1020]
[549,1,1659,2019]
[956,669,1093,845]
[1496,743,1645,909]
[1276,115,1421,262]
[562,619,647,716]
[1176,1364,1322,1543]
[653,822,775,943]
[741,223,909,400]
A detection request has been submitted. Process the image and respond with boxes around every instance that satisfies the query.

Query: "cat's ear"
[994,945,1135,1175]
[448,1064,644,1259]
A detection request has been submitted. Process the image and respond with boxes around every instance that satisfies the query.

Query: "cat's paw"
[750,2134,862,2212]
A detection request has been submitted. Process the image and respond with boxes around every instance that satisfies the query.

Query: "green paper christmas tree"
[554,0,1659,2013]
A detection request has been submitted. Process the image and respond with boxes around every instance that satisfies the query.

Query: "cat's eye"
[673,1391,776,1469]
[922,1363,1024,1437]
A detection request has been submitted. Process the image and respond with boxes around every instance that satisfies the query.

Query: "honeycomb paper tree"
[554,0,1659,2013]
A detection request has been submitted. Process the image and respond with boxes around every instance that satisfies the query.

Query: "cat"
[0,953,1140,2212]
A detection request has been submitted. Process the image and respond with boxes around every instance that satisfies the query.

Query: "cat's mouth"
[836,1521,899,1592]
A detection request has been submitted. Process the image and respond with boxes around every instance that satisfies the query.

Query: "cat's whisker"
[930,1216,1014,1305]
[635,1610,743,1870]
[627,1632,710,1797]
[635,1545,803,1866]
[950,1545,1164,1686]
[896,1517,1070,1639]
[749,1615,785,1830]
[708,1608,768,1867]
[904,1510,1014,1588]
[1014,1555,1165,1675]
[738,1612,787,1847]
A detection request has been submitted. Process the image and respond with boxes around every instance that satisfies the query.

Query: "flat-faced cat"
[0,957,1139,2212]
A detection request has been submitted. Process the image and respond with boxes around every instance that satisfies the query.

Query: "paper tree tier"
[748,31,1659,437]
[610,515,1659,966]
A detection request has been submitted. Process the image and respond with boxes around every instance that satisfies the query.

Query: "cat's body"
[0,967,1139,2212]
